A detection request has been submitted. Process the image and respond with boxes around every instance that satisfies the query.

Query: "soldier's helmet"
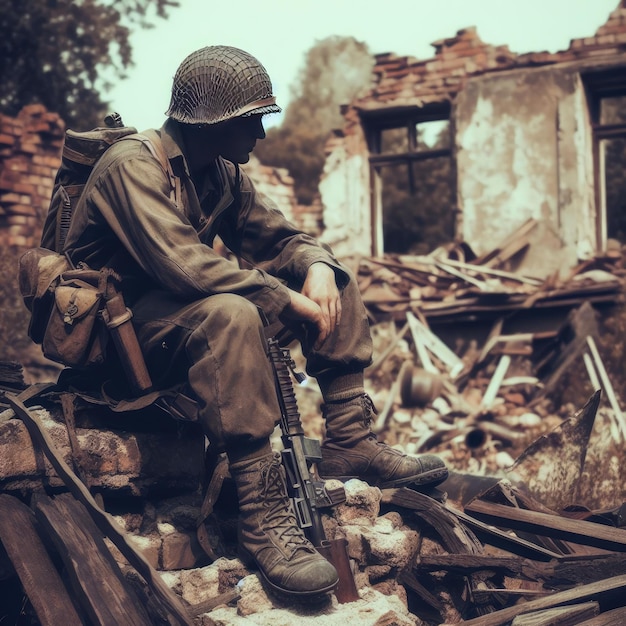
[166,45,281,125]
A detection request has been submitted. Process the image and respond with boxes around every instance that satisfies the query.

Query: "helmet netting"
[166,46,280,125]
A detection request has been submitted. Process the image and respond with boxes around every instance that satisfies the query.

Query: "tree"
[0,0,178,129]
[254,36,373,205]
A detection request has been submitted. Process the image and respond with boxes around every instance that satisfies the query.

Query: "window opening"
[366,109,455,256]
[585,72,626,250]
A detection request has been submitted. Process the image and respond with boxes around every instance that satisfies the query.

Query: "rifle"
[267,337,359,603]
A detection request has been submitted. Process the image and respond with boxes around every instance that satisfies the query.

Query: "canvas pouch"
[41,269,108,368]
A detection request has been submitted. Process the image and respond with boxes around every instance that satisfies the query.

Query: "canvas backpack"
[18,114,179,382]
[41,112,180,253]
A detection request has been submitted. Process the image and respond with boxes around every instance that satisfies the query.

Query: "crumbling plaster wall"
[319,118,372,258]
[320,1,626,275]
[456,65,597,277]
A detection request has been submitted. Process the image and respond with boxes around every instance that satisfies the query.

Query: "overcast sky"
[106,0,620,130]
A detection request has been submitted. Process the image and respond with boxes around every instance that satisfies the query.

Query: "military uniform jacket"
[64,119,347,324]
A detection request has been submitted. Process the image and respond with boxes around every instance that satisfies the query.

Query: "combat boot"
[229,451,338,598]
[319,394,448,488]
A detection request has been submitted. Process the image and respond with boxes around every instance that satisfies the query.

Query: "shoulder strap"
[133,129,182,207]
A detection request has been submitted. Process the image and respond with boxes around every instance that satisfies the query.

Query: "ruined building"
[320,1,626,280]
[2,4,626,276]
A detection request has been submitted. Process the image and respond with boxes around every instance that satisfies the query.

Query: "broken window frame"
[584,69,626,252]
[362,104,455,256]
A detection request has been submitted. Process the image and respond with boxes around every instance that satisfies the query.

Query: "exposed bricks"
[346,1,626,127]
[0,104,64,248]
[241,155,324,236]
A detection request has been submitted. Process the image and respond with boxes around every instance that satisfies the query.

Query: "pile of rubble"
[1,377,625,625]
[337,218,626,486]
[2,219,626,624]
[351,219,625,327]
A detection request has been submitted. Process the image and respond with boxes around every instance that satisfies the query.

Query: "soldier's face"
[216,115,266,163]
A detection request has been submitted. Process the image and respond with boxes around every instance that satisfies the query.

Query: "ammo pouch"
[42,267,109,368]
[18,247,70,345]
[19,248,150,391]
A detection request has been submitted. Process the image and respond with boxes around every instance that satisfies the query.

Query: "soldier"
[64,46,448,598]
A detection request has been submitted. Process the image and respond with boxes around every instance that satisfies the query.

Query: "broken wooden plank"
[449,506,562,561]
[586,335,626,438]
[465,499,626,552]
[472,588,554,602]
[398,569,444,612]
[480,355,511,409]
[510,601,599,625]
[457,574,626,626]
[471,218,538,268]
[576,606,626,625]
[435,260,495,291]
[0,494,83,626]
[543,553,626,587]
[5,392,194,626]
[417,551,626,589]
[33,492,153,626]
[381,488,484,556]
[472,480,586,557]
[431,257,543,286]
[406,311,464,377]
[479,333,536,364]
[405,312,439,376]
[415,553,544,581]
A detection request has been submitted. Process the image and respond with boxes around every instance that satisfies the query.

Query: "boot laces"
[260,458,310,552]
[360,394,379,440]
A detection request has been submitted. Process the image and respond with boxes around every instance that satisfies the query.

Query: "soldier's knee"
[198,294,264,333]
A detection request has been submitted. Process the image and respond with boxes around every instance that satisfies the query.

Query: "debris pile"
[1,386,625,625]
[328,219,626,486]
[2,218,626,624]
[351,219,625,326]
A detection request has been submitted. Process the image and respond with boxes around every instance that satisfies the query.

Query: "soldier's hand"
[281,290,325,345]
[301,262,341,340]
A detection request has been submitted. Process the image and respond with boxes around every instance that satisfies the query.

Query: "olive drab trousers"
[130,272,372,452]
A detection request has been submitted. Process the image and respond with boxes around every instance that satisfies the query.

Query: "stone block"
[334,479,381,525]
[360,516,419,570]
[161,528,204,571]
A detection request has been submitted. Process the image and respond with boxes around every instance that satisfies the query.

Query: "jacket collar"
[159,118,189,177]
[158,119,236,235]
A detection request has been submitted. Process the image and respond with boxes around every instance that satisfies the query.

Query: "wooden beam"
[576,606,626,625]
[510,601,599,625]
[0,494,83,626]
[415,553,544,581]
[458,574,626,626]
[33,492,152,626]
[449,507,562,561]
[381,488,483,556]
[465,500,626,552]
[406,311,464,377]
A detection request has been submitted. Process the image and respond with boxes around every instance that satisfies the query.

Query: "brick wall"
[242,155,323,236]
[0,109,320,250]
[0,104,64,248]
[338,0,626,140]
